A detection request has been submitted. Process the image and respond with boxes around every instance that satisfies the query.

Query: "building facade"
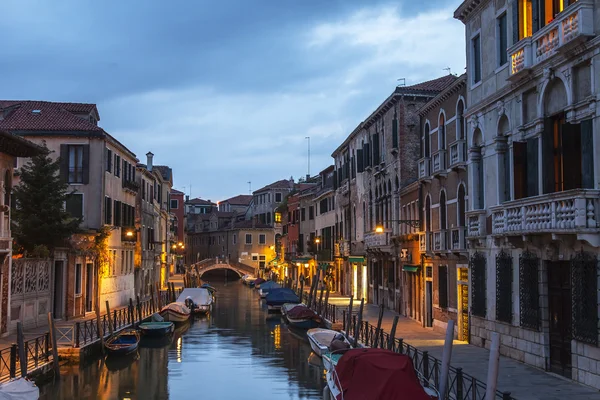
[251,179,294,226]
[219,194,252,216]
[455,0,600,387]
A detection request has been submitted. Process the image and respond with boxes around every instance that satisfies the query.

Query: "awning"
[348,256,365,263]
[403,265,419,273]
[293,257,312,263]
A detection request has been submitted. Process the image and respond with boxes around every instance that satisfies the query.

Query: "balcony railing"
[364,231,390,249]
[490,189,600,236]
[508,0,594,79]
[449,140,467,168]
[418,158,431,180]
[467,210,487,238]
[451,227,467,251]
[432,150,447,175]
[122,179,140,192]
[419,232,432,253]
[433,230,447,251]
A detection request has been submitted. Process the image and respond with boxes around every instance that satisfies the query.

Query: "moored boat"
[138,321,174,337]
[284,304,322,329]
[159,301,191,323]
[258,281,281,298]
[307,328,351,357]
[325,348,439,399]
[105,329,140,356]
[265,288,300,312]
[253,278,266,288]
[0,378,39,400]
[176,288,213,315]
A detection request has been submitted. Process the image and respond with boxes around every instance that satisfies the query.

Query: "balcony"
[433,230,448,252]
[419,232,432,253]
[466,210,487,238]
[432,150,447,177]
[122,179,140,193]
[418,158,431,181]
[451,227,467,251]
[508,0,594,80]
[489,190,600,241]
[449,140,467,170]
[364,231,390,250]
[337,181,349,196]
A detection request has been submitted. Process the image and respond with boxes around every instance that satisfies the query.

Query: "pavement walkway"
[324,294,599,400]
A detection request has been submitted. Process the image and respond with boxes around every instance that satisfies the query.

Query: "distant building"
[250,179,295,226]
[219,194,252,217]
[185,197,216,215]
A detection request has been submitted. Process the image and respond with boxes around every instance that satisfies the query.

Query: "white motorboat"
[176,288,213,315]
[0,378,39,400]
[159,302,191,323]
[307,328,350,357]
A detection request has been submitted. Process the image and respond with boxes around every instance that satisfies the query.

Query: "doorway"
[426,281,433,327]
[362,266,367,302]
[353,264,358,299]
[459,284,470,342]
[547,261,572,378]
[53,260,64,319]
[85,263,94,313]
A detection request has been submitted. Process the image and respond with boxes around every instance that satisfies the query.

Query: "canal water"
[39,277,326,399]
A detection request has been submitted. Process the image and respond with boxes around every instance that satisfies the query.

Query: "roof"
[418,74,466,117]
[454,0,484,22]
[254,179,293,193]
[171,189,184,195]
[0,130,46,157]
[231,220,272,229]
[401,75,458,93]
[223,194,253,206]
[216,211,235,218]
[153,165,172,182]
[187,198,216,206]
[0,101,102,132]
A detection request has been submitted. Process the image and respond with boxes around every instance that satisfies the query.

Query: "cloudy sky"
[1,0,465,201]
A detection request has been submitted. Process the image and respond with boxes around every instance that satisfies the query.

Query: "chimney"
[185,195,189,202]
[146,152,154,172]
[306,174,310,182]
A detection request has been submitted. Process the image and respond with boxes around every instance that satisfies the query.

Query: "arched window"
[440,191,447,230]
[471,129,485,210]
[4,170,11,207]
[458,184,466,227]
[423,123,431,157]
[439,112,446,150]
[497,116,511,203]
[457,100,465,141]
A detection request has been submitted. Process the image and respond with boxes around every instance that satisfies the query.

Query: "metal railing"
[0,332,52,383]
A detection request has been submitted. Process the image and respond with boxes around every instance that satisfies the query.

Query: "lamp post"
[172,242,185,274]
[314,237,321,289]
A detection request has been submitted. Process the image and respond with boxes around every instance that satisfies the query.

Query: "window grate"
[519,250,540,330]
[495,249,513,324]
[571,250,598,345]
[470,251,486,318]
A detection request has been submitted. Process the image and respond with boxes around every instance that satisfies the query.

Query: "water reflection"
[40,281,325,399]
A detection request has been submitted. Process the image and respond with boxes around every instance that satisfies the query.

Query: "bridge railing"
[227,260,255,275]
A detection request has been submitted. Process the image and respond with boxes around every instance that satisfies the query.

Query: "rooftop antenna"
[305,136,310,178]
[248,181,251,195]
[397,78,406,87]
[444,67,452,75]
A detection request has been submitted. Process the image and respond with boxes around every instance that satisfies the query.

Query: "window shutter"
[392,118,398,148]
[333,169,338,189]
[511,0,519,44]
[357,149,364,172]
[438,266,448,309]
[541,119,554,194]
[82,145,90,184]
[526,138,539,197]
[59,144,69,182]
[532,0,540,33]
[581,119,594,189]
[364,143,370,167]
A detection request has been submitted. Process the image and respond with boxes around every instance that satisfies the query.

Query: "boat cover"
[176,288,212,306]
[259,281,281,291]
[151,313,165,322]
[161,301,190,314]
[254,278,266,285]
[0,378,39,400]
[334,349,432,400]
[265,288,300,305]
[287,305,319,320]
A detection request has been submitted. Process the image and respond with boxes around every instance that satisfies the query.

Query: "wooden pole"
[299,279,305,301]
[353,298,365,348]
[374,303,385,348]
[156,283,162,309]
[317,284,325,315]
[439,319,456,399]
[47,313,60,379]
[345,295,354,335]
[323,287,330,319]
[136,295,142,323]
[95,303,104,351]
[485,332,501,400]
[388,316,399,350]
[170,282,176,302]
[105,301,114,336]
[150,288,156,313]
[129,298,135,325]
[16,322,27,378]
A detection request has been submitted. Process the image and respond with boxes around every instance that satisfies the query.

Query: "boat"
[159,301,191,323]
[265,288,300,312]
[325,348,439,399]
[284,304,322,329]
[253,278,266,288]
[138,321,174,337]
[104,329,140,356]
[0,378,39,400]
[307,328,351,357]
[246,277,258,287]
[258,281,281,298]
[176,288,213,315]
[201,283,217,295]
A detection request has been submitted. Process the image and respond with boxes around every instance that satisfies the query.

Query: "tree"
[12,145,81,254]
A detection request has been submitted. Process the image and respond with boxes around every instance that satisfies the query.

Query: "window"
[113,200,122,226]
[309,206,314,220]
[470,252,487,318]
[457,100,466,141]
[259,255,266,261]
[422,123,431,157]
[440,191,447,230]
[245,234,252,244]
[75,263,82,295]
[114,154,121,177]
[497,13,508,66]
[438,113,446,151]
[259,234,266,244]
[104,197,112,225]
[301,208,306,221]
[232,234,237,245]
[496,250,513,323]
[170,199,178,209]
[66,193,83,219]
[252,255,258,261]
[472,34,482,84]
[438,266,448,309]
[518,0,533,40]
[275,193,282,202]
[106,148,112,172]
[68,145,84,183]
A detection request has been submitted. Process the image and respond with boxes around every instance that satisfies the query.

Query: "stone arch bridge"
[192,258,255,278]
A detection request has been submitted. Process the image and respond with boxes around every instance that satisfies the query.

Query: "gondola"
[104,329,140,356]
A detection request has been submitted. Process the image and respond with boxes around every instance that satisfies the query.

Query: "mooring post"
[299,279,304,300]
[16,322,27,378]
[353,298,365,348]
[136,295,142,324]
[323,287,330,319]
[170,282,176,302]
[439,319,456,399]
[388,316,399,350]
[150,288,156,313]
[95,303,104,349]
[317,285,325,315]
[129,298,135,325]
[105,301,114,336]
[345,296,354,336]
[47,313,60,379]
[373,303,384,348]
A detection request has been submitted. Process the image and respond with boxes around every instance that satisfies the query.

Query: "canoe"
[0,378,39,400]
[138,321,174,337]
[265,288,300,312]
[105,329,140,356]
[176,288,213,315]
[326,348,439,399]
[159,302,191,323]
[258,281,281,298]
[307,328,351,357]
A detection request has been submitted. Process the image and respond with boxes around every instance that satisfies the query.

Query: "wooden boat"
[138,321,174,337]
[265,288,300,312]
[159,301,191,323]
[201,283,217,295]
[284,304,322,329]
[307,328,351,357]
[258,281,281,298]
[105,329,140,356]
[0,378,39,400]
[176,288,213,315]
[326,348,439,399]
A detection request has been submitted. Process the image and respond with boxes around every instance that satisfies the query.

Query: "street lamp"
[374,219,420,234]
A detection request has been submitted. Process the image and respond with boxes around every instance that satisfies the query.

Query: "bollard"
[388,316,399,351]
[438,319,455,400]
[17,322,27,378]
[485,332,501,400]
[455,367,463,400]
[9,344,16,378]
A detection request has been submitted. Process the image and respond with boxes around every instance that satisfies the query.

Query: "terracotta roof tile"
[187,198,216,206]
[401,75,458,93]
[223,194,253,206]
[0,101,102,132]
[254,179,293,193]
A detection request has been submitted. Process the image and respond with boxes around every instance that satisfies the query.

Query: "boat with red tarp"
[326,348,439,400]
[282,304,322,329]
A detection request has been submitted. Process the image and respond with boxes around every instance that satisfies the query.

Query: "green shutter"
[541,119,555,194]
